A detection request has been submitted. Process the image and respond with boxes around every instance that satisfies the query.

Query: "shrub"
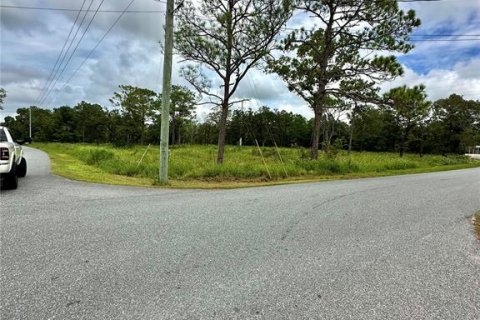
[295,159,344,174]
[85,148,115,165]
[382,160,417,171]
[441,155,470,165]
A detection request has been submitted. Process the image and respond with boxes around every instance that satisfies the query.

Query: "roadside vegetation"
[1,1,479,189]
[35,143,480,188]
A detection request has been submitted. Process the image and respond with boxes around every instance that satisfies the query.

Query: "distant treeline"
[2,86,479,155]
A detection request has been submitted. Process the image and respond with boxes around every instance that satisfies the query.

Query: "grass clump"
[85,148,115,165]
[33,143,480,188]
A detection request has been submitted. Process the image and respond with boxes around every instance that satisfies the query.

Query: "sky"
[1,0,479,122]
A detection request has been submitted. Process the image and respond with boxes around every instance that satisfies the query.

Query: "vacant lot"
[35,143,480,188]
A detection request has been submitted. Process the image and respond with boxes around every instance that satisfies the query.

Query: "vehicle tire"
[17,157,27,178]
[3,161,18,190]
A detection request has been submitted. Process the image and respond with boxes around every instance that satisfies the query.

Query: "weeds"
[35,143,479,184]
[85,148,115,165]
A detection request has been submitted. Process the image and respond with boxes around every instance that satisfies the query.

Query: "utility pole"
[159,0,175,183]
[29,106,32,138]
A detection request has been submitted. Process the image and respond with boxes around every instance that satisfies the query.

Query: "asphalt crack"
[280,185,391,241]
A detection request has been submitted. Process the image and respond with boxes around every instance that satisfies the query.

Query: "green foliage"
[175,0,293,163]
[2,88,477,159]
[85,149,115,165]
[325,138,344,160]
[169,85,197,145]
[384,85,431,125]
[227,107,311,148]
[110,85,159,145]
[74,101,109,143]
[383,85,431,156]
[295,159,344,174]
[381,159,417,171]
[0,88,6,110]
[268,0,421,158]
[36,144,479,183]
[431,94,480,154]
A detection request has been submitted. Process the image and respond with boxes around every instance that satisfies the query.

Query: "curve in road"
[1,147,479,319]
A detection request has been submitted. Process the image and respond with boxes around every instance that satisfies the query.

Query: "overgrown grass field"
[35,143,480,188]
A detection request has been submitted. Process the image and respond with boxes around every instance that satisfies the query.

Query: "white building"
[466,146,480,159]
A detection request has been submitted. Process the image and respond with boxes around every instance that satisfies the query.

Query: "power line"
[0,5,165,12]
[45,0,139,107]
[411,34,480,37]
[410,39,480,41]
[40,0,107,106]
[0,0,437,14]
[35,0,87,106]
[38,0,96,106]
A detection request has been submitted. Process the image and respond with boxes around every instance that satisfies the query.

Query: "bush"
[85,148,115,165]
[251,147,280,159]
[36,143,479,184]
[441,155,470,165]
[324,138,344,160]
[382,160,417,171]
[295,159,344,174]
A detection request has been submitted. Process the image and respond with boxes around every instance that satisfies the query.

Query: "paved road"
[1,147,479,319]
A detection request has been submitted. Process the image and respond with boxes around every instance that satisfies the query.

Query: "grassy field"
[34,143,480,188]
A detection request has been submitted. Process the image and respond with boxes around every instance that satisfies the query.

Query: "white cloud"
[1,0,479,124]
[382,58,480,101]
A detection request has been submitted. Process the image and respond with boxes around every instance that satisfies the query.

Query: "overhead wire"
[38,0,98,106]
[44,0,139,107]
[410,39,480,41]
[41,0,108,106]
[0,4,165,12]
[34,0,88,106]
[12,0,474,110]
[37,0,95,105]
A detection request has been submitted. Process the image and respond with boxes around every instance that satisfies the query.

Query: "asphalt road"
[1,147,479,320]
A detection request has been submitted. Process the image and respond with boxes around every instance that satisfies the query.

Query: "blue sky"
[397,6,479,74]
[1,0,479,121]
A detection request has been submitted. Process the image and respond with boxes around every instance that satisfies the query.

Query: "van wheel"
[17,157,27,178]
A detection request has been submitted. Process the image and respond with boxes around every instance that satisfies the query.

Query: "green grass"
[34,143,480,188]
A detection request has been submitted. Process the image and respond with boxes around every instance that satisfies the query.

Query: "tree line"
[2,83,479,156]
[1,1,479,159]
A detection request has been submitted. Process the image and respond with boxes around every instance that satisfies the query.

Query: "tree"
[0,88,6,110]
[269,0,420,159]
[52,106,77,142]
[175,0,293,164]
[169,85,197,145]
[9,107,55,141]
[432,94,480,154]
[383,85,431,157]
[74,101,109,143]
[110,85,159,145]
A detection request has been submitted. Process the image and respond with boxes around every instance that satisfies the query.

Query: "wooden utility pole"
[29,106,32,138]
[159,0,175,183]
